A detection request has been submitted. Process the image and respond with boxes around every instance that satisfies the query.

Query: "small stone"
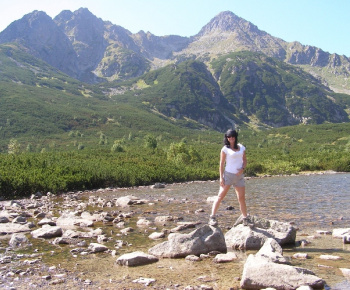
[292,253,308,259]
[319,254,342,260]
[185,255,201,262]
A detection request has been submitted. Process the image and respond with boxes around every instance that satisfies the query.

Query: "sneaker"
[208,215,218,226]
[233,214,244,227]
[243,216,254,228]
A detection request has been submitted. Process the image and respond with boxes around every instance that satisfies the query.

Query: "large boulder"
[148,225,227,258]
[225,216,296,250]
[240,239,325,290]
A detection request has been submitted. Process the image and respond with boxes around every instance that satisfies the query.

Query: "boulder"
[255,238,290,264]
[52,237,84,245]
[240,239,325,290]
[154,216,180,223]
[0,223,32,234]
[148,232,166,240]
[37,218,56,226]
[31,225,63,239]
[170,222,198,233]
[151,183,165,189]
[115,195,147,207]
[88,243,108,253]
[225,216,296,250]
[213,251,238,263]
[12,216,27,224]
[148,225,227,258]
[185,255,202,262]
[137,218,152,227]
[116,251,158,266]
[56,212,94,228]
[340,268,350,279]
[333,228,350,239]
[0,216,10,223]
[319,254,342,260]
[9,233,31,248]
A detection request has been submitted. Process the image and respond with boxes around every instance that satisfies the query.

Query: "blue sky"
[1,0,349,56]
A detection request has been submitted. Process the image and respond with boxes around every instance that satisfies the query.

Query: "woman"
[209,129,253,227]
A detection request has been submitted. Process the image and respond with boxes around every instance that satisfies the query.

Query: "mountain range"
[2,8,350,91]
[0,8,349,147]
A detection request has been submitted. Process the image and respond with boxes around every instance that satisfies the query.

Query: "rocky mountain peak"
[0,10,79,78]
[196,11,257,36]
[0,10,52,41]
[54,8,107,81]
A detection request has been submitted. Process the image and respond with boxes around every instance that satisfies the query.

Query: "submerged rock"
[148,225,227,258]
[148,232,166,240]
[88,243,108,253]
[212,251,238,263]
[115,195,148,207]
[116,251,158,266]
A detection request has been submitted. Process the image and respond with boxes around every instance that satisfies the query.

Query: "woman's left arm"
[239,151,247,174]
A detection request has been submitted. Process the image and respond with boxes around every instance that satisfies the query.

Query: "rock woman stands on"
[209,129,253,227]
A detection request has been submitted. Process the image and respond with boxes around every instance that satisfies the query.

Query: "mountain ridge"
[1,8,350,92]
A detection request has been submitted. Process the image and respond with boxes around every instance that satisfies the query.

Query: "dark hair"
[224,129,238,149]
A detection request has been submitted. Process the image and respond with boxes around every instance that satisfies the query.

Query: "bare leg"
[211,184,231,216]
[235,186,247,217]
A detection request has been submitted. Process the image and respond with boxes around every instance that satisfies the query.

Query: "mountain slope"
[0,43,208,152]
[104,59,238,131]
[0,10,79,79]
[210,51,348,126]
[102,54,349,129]
[2,8,350,94]
[177,11,350,94]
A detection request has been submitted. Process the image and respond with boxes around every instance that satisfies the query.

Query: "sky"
[1,0,349,56]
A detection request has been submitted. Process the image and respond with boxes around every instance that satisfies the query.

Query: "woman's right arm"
[219,150,226,186]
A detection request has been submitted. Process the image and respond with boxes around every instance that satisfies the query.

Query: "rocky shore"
[0,183,349,289]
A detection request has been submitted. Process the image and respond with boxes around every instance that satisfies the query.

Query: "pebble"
[319,254,342,260]
[292,253,308,259]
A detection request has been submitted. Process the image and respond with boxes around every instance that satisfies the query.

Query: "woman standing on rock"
[209,129,253,227]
